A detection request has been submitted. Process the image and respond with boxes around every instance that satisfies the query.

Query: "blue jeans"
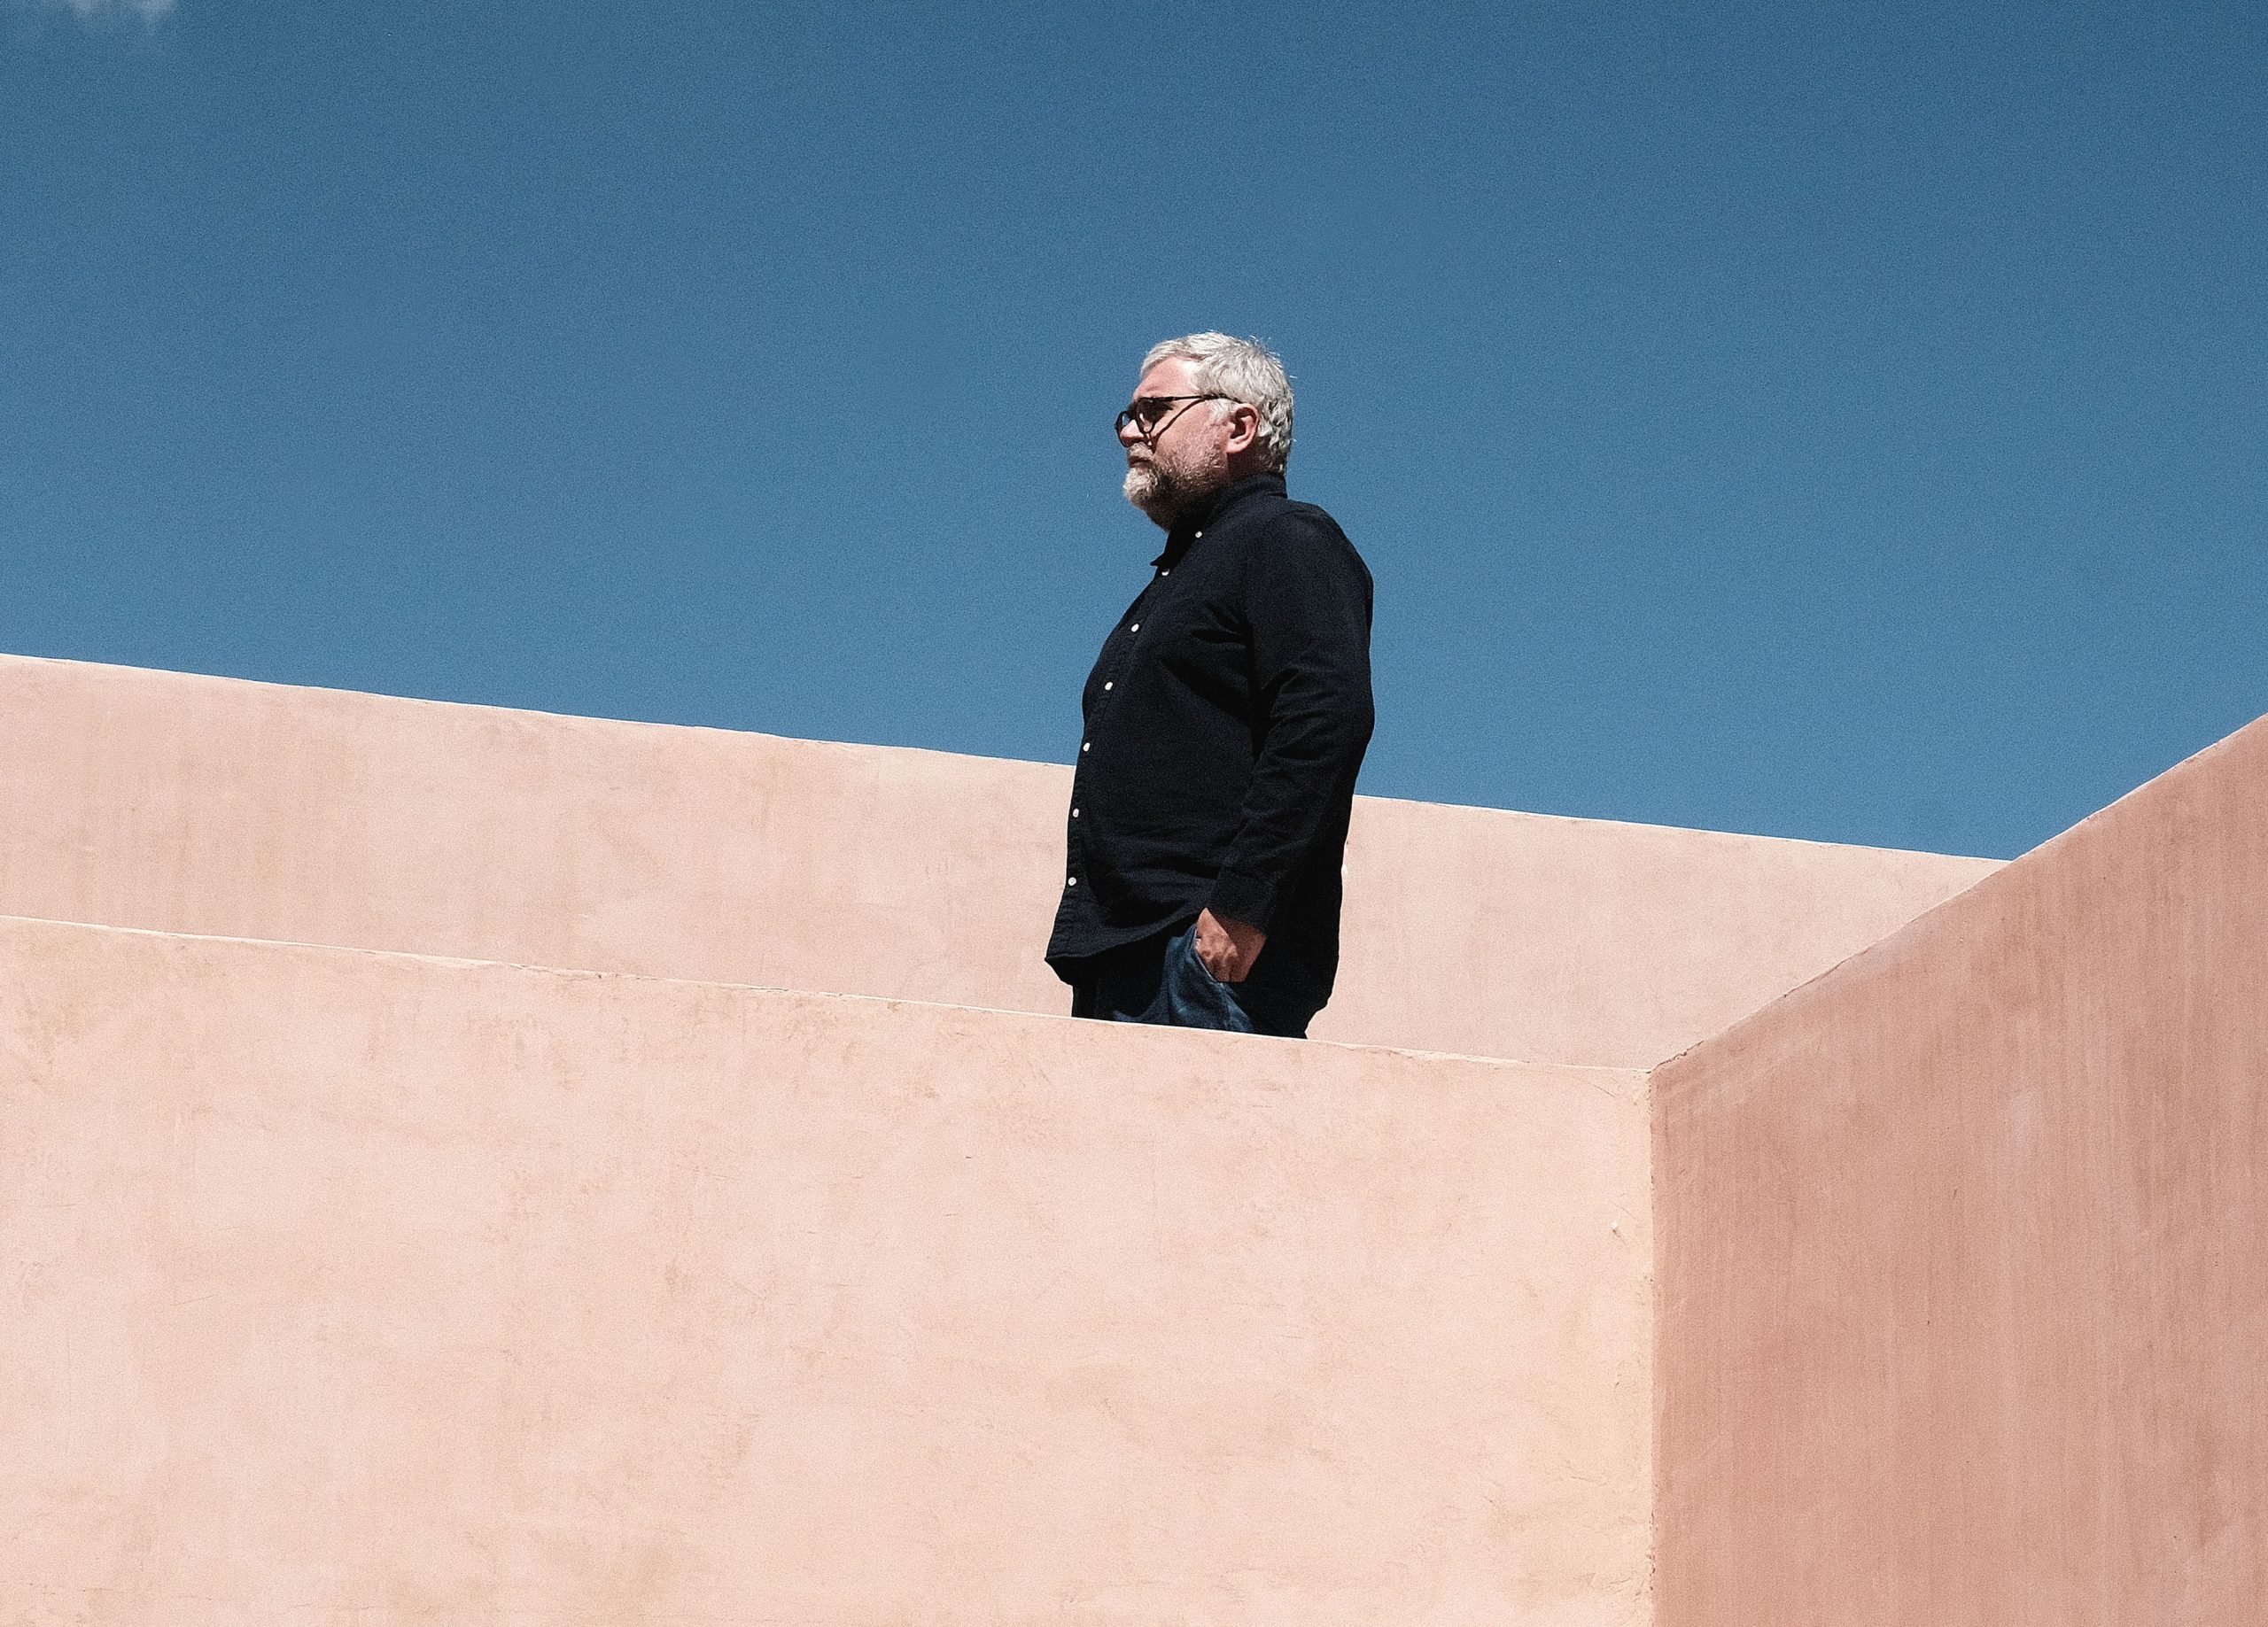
[1068,922,1323,1039]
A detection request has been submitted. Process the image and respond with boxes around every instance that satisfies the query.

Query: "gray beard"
[1122,460,1210,529]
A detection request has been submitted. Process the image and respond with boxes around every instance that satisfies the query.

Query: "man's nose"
[1116,416,1145,448]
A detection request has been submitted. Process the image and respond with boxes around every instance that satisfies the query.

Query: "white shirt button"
[1071,808,1080,817]
[1103,681,1113,691]
[1130,623,1140,632]
[1161,569,1171,576]
[1081,741,1091,752]
[1193,531,1202,538]
[1067,876,1077,887]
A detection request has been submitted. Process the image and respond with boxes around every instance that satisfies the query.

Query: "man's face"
[1118,356,1234,527]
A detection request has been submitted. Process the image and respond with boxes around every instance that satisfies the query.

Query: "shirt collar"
[1152,471,1286,569]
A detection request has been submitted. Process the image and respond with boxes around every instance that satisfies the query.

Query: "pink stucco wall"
[0,655,1995,1066]
[10,649,2260,1617]
[3,912,1651,1624]
[1653,714,2268,1623]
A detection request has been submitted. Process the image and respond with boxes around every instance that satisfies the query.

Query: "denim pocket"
[1169,926,1254,1034]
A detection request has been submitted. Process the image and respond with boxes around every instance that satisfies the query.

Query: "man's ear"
[1225,402,1262,454]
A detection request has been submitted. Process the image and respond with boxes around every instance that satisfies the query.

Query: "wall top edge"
[1353,786,2003,866]
[0,649,1065,780]
[0,910,1651,1089]
[0,649,2000,865]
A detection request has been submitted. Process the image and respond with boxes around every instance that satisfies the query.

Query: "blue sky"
[5,1,2261,859]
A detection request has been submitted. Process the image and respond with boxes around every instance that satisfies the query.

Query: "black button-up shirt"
[1045,472,1375,999]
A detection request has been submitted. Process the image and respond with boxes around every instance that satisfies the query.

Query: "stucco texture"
[0,654,1994,1069]
[3,914,1651,1625]
[1654,714,2268,1624]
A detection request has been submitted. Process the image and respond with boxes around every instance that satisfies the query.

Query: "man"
[1045,333,1375,1039]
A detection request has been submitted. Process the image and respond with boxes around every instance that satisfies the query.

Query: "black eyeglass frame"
[1115,392,1238,439]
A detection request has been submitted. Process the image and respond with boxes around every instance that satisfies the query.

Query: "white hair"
[1141,332,1294,473]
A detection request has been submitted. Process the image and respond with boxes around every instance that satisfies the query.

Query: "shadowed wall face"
[0,655,1995,1067]
[1653,716,2268,1626]
[2,914,1652,1625]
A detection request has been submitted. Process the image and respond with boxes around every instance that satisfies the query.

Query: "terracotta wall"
[1325,795,1991,1064]
[2,912,1651,1625]
[1653,715,2268,1624]
[0,655,1995,1066]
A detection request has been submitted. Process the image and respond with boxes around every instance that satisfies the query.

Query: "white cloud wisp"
[26,0,177,23]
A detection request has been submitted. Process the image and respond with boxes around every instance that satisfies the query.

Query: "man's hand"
[1193,908,1266,983]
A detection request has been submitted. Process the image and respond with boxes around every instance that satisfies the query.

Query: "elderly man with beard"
[1044,333,1375,1039]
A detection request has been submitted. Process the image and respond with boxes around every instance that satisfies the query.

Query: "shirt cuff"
[1207,869,1279,935]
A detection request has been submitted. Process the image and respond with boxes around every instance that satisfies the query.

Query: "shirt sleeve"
[1207,510,1376,934]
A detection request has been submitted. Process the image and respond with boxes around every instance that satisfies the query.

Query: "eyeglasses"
[1115,393,1235,438]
